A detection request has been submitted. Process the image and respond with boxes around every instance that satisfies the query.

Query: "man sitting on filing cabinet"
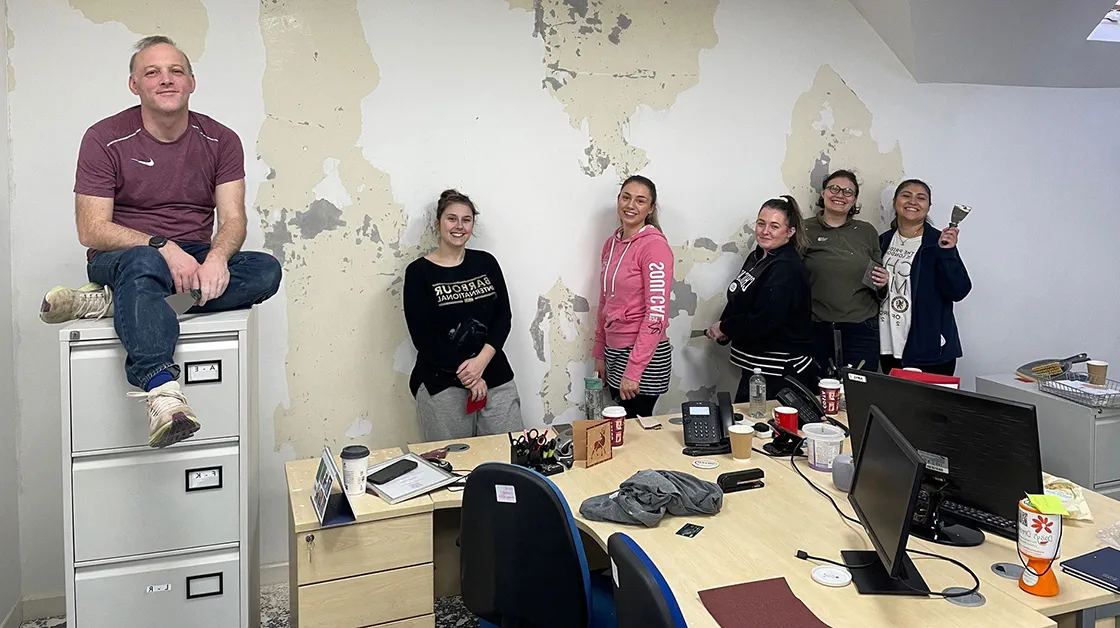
[40,35,282,448]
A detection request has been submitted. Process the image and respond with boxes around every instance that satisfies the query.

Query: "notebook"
[1059,547,1120,594]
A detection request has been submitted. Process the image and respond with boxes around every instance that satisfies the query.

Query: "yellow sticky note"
[1028,494,1069,516]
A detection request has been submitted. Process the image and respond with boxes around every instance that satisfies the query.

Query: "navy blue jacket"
[879,226,971,366]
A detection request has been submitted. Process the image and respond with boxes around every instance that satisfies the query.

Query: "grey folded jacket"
[578,470,723,527]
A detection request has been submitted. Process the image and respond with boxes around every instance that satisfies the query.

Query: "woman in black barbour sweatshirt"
[403,189,524,440]
[705,196,818,401]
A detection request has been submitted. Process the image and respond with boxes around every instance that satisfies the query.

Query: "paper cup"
[774,406,799,433]
[804,423,845,471]
[729,424,754,461]
[1087,361,1109,386]
[818,379,842,416]
[340,445,371,496]
[603,406,627,447]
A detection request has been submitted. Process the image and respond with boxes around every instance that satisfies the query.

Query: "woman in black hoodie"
[706,196,818,401]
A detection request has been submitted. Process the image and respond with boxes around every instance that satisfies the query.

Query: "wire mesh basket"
[1038,372,1120,409]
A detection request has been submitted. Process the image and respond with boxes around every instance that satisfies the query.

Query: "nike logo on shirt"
[131,158,155,166]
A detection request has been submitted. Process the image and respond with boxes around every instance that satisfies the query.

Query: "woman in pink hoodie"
[592,175,675,418]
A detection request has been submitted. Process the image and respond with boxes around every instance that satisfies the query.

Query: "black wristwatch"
[148,236,168,249]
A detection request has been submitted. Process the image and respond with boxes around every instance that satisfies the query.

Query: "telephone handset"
[681,391,735,456]
[763,376,849,457]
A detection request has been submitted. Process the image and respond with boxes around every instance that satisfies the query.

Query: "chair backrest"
[460,462,591,628]
[607,533,686,628]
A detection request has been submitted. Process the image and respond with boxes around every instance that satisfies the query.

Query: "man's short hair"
[129,35,193,75]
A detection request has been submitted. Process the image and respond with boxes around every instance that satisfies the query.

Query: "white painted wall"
[5,0,1119,604]
[0,0,23,622]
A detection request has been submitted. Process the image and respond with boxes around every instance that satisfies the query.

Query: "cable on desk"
[795,550,876,569]
[902,548,982,598]
[789,445,860,525]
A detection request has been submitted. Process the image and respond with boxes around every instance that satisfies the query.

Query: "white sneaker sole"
[149,415,201,448]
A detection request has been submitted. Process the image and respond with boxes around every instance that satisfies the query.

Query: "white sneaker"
[128,381,201,448]
[40,282,114,324]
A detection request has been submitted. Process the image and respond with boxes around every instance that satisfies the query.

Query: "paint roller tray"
[1038,373,1120,409]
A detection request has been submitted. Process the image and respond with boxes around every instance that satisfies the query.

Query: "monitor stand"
[842,550,930,596]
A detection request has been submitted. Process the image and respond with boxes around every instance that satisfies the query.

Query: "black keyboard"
[940,500,1017,540]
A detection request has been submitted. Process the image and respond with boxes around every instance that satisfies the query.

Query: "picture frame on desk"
[311,446,357,527]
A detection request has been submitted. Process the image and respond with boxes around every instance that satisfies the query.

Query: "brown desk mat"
[699,577,831,627]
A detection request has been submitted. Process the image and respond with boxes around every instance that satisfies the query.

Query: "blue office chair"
[460,462,616,628]
[606,533,686,628]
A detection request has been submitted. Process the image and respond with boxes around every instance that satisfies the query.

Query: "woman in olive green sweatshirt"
[803,170,889,377]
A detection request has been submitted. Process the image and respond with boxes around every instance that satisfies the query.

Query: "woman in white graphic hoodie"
[592,175,675,418]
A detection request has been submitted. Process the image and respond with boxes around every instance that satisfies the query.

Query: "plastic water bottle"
[748,368,766,419]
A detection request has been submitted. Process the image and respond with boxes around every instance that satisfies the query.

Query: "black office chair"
[460,462,616,628]
[607,533,686,628]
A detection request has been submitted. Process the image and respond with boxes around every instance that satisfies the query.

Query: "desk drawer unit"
[297,564,433,628]
[72,444,240,562]
[1094,416,1120,486]
[295,513,432,585]
[61,311,259,628]
[69,336,240,453]
[74,546,240,628]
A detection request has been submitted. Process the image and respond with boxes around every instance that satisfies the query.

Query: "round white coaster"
[811,565,852,587]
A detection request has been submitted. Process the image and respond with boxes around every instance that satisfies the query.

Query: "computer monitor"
[843,404,929,596]
[843,369,1043,546]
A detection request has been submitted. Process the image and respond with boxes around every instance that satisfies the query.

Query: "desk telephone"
[681,392,737,456]
[766,376,850,456]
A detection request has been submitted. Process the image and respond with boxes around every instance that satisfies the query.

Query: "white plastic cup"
[804,423,846,471]
[340,445,371,496]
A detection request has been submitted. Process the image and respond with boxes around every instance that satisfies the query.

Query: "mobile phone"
[367,459,417,485]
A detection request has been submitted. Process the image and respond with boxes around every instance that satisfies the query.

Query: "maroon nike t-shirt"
[74,105,245,260]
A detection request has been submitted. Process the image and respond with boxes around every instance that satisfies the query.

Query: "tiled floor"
[19,585,477,628]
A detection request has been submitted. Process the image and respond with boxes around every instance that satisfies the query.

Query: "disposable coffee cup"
[340,445,371,496]
[774,406,799,433]
[602,406,627,447]
[729,424,754,461]
[1087,361,1109,386]
[818,379,842,416]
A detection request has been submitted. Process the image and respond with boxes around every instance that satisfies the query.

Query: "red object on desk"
[699,577,831,627]
[888,368,960,389]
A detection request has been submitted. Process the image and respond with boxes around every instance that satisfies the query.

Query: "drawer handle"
[183,360,223,385]
[185,572,224,600]
[185,466,223,492]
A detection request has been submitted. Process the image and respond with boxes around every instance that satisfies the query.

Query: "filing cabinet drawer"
[298,564,433,628]
[1094,416,1120,485]
[72,443,239,563]
[69,336,240,452]
[296,513,432,585]
[75,546,239,628]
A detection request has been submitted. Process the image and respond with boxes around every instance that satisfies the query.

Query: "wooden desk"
[284,449,436,628]
[409,417,1055,627]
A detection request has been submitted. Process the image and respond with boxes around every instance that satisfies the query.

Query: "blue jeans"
[811,317,881,377]
[88,243,283,389]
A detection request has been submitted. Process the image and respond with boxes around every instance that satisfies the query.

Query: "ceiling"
[849,0,1120,88]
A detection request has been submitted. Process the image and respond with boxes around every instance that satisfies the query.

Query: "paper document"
[366,453,458,505]
[1058,380,1117,396]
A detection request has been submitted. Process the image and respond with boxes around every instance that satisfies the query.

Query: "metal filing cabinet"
[977,373,1120,502]
[60,309,260,628]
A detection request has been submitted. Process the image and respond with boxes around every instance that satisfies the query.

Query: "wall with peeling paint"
[5,0,1118,605]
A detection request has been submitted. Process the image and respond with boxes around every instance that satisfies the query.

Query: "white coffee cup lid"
[819,379,841,388]
[602,406,627,418]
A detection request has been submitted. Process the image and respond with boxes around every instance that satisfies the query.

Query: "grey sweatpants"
[416,380,524,441]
